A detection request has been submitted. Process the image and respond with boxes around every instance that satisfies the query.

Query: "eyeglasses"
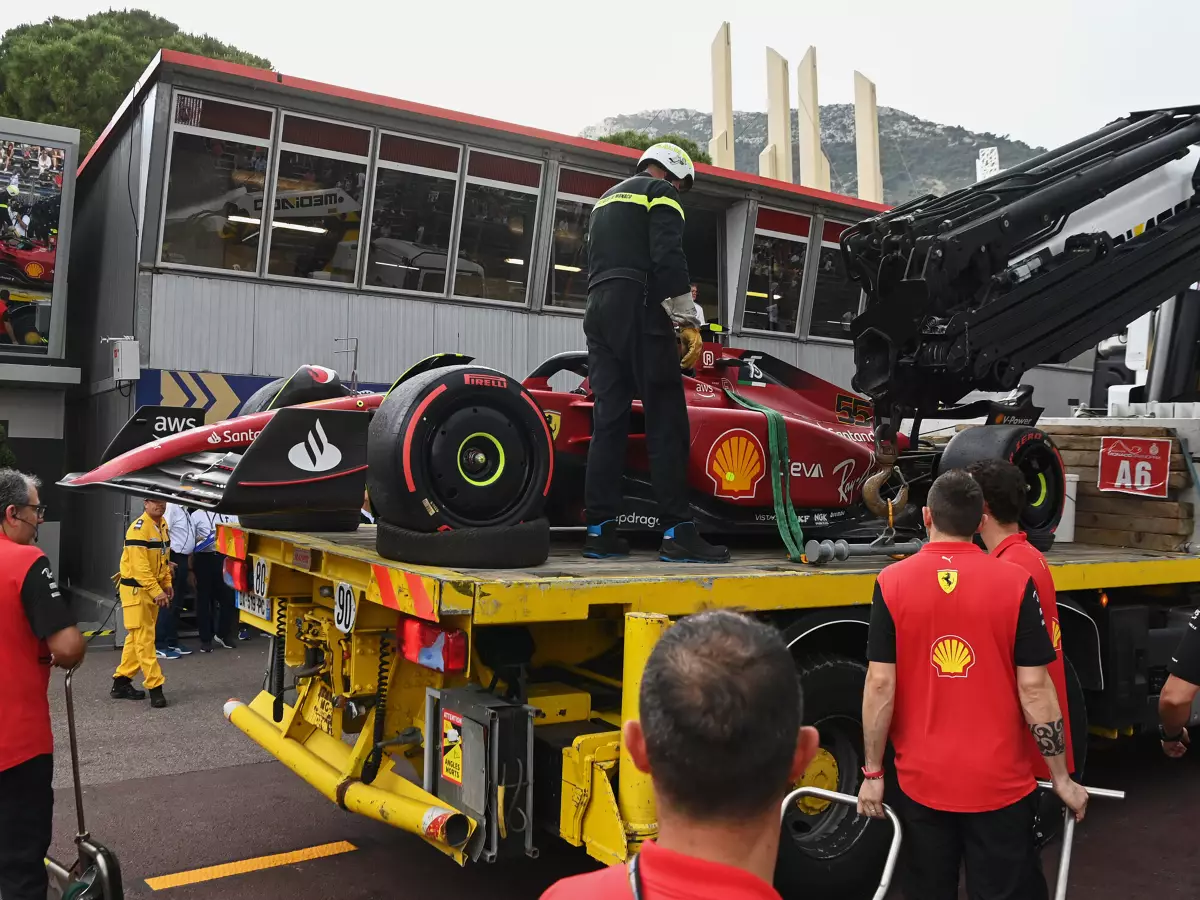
[26,503,46,518]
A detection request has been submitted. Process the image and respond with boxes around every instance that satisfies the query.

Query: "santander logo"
[207,432,222,445]
[206,427,263,446]
[287,419,342,473]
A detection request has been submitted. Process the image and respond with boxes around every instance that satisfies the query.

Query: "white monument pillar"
[976,147,1000,182]
[796,46,830,192]
[709,22,735,170]
[759,48,793,183]
[854,70,883,204]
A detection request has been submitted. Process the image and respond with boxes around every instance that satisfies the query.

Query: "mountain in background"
[581,106,1046,205]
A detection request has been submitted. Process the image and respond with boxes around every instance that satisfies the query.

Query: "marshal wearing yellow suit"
[111,498,172,708]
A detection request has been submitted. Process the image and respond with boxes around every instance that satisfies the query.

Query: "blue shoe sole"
[582,552,629,560]
[658,555,731,564]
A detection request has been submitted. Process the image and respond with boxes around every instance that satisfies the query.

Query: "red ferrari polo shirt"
[0,534,56,771]
[539,840,782,900]
[993,531,1075,775]
[869,542,1056,812]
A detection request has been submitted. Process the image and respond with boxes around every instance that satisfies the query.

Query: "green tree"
[0,10,272,150]
[598,130,713,166]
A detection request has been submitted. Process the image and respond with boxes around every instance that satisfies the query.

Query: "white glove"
[661,293,701,329]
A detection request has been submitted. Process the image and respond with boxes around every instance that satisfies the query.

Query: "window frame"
[358,129,466,299]
[740,205,816,339]
[800,213,865,344]
[261,110,374,288]
[447,147,545,309]
[541,163,622,316]
[155,89,278,279]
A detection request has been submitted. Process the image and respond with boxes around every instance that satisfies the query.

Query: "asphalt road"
[42,638,1200,899]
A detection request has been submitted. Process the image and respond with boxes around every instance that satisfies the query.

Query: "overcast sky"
[3,0,1197,149]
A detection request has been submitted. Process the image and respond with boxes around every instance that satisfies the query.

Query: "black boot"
[111,676,146,700]
[582,520,630,559]
[660,522,730,563]
[149,686,168,709]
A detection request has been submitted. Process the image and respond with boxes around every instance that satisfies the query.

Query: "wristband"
[861,767,885,780]
[1159,724,1184,742]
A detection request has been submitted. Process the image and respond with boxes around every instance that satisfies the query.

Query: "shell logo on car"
[931,635,975,678]
[706,428,765,499]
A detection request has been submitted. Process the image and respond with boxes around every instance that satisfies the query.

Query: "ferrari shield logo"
[937,570,958,594]
[544,411,561,441]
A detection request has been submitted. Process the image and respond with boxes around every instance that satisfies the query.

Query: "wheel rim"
[781,714,873,861]
[1015,441,1063,531]
[426,404,534,525]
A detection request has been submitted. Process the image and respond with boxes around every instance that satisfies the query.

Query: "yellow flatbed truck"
[217,525,1200,899]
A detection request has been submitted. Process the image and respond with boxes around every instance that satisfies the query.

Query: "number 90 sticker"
[334,581,358,633]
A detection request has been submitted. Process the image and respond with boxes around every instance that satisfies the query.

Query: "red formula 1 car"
[59,330,1066,567]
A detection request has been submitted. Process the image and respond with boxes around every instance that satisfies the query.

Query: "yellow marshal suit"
[113,514,172,689]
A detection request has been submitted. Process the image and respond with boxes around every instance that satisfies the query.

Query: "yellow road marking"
[144,841,357,891]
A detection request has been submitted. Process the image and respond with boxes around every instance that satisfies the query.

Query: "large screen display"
[0,140,65,354]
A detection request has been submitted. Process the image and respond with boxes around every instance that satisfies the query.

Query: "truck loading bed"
[225,526,1200,625]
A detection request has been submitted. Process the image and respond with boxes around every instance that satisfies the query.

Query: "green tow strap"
[723,388,806,561]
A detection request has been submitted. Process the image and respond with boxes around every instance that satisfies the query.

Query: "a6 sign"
[334,581,358,634]
[1097,436,1172,498]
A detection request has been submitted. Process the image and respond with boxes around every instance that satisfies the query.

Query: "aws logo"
[932,636,975,678]
[706,429,765,499]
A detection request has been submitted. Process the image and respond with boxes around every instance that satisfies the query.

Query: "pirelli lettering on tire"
[464,373,508,389]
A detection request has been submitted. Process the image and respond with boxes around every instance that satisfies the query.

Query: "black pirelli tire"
[239,377,287,417]
[376,517,550,568]
[367,365,554,532]
[775,654,895,900]
[938,424,1066,551]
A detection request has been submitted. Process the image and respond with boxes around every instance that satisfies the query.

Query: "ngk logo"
[464,373,508,389]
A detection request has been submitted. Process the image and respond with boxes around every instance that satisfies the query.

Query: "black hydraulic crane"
[840,106,1200,452]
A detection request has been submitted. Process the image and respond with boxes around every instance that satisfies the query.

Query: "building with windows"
[63,51,1095,607]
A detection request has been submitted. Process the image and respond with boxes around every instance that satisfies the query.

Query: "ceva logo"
[287,419,342,473]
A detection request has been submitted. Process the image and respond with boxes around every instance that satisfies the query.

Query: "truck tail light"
[224,558,249,592]
[402,618,467,673]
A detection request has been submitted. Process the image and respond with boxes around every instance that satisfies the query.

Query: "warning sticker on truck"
[442,709,463,786]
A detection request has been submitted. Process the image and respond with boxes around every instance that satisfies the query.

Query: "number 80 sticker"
[334,581,358,634]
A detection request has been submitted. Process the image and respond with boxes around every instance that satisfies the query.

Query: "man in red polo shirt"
[858,469,1087,900]
[540,610,820,900]
[0,469,86,900]
[969,459,1075,779]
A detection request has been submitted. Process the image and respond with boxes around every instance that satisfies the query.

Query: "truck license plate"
[235,590,272,622]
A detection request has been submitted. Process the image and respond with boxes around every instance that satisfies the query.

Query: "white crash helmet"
[637,142,695,191]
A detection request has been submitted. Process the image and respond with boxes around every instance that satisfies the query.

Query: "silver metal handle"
[781,787,901,900]
[1035,780,1125,900]
[63,667,87,839]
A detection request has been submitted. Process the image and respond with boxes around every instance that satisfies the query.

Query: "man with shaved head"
[541,610,819,900]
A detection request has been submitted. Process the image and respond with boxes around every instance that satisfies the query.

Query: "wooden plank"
[1072,527,1191,553]
[1059,449,1186,469]
[1040,424,1176,437]
[1066,467,1189,490]
[1074,512,1193,536]
[1046,434,1183,453]
[1074,494,1194,518]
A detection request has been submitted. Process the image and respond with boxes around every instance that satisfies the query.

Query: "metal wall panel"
[251,283,349,376]
[348,292,438,383]
[69,111,143,381]
[149,274,256,373]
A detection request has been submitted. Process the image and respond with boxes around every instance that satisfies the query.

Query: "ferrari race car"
[59,330,1067,568]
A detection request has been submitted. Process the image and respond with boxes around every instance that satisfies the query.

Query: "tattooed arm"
[1017,664,1088,820]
